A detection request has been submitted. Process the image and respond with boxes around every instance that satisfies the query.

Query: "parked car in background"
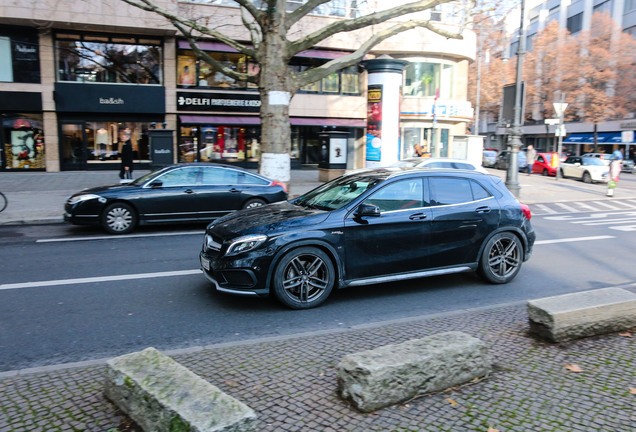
[483,150,497,168]
[582,152,634,173]
[531,152,559,176]
[392,157,488,173]
[494,150,527,171]
[559,156,608,183]
[64,163,288,234]
[200,167,535,309]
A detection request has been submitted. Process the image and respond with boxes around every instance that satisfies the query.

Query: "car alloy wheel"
[243,198,266,209]
[102,202,136,234]
[582,171,592,183]
[273,246,335,309]
[478,232,522,284]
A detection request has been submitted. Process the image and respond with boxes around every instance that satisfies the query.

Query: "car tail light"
[520,203,532,221]
[271,180,288,193]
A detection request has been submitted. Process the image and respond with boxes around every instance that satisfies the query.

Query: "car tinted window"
[452,162,474,170]
[157,167,199,187]
[537,155,545,163]
[430,177,474,205]
[365,179,423,212]
[582,157,604,166]
[238,172,269,185]
[470,181,492,200]
[200,167,238,185]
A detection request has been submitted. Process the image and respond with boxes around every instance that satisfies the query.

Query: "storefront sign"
[177,92,261,112]
[401,100,474,120]
[0,91,42,111]
[54,83,165,113]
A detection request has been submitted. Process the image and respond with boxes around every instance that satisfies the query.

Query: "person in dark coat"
[119,138,134,179]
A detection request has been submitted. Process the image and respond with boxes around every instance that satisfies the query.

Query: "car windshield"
[581,157,604,166]
[295,173,385,211]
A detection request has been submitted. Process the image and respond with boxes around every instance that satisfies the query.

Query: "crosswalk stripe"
[554,202,578,212]
[532,204,557,215]
[572,202,600,211]
[590,201,622,210]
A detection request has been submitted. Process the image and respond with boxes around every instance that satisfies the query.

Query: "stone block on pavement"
[528,287,636,342]
[336,331,491,412]
[104,347,257,432]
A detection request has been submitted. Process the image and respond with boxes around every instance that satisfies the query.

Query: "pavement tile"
[4,303,633,432]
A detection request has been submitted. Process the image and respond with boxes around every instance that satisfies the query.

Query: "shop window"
[403,61,454,98]
[0,28,40,83]
[322,73,340,93]
[341,65,360,94]
[178,50,249,89]
[179,125,262,163]
[2,114,45,169]
[55,32,162,84]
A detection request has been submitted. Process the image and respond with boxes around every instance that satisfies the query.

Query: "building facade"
[501,0,636,158]
[0,0,476,173]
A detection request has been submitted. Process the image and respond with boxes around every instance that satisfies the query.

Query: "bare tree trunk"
[257,7,293,184]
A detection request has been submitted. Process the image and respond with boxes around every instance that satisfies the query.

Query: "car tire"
[559,168,566,178]
[542,169,548,176]
[273,246,335,309]
[242,198,266,209]
[582,171,592,183]
[102,202,137,234]
[478,232,523,284]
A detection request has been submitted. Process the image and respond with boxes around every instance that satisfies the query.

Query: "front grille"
[220,270,256,288]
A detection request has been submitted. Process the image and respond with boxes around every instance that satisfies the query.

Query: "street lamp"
[553,99,568,180]
[505,0,526,198]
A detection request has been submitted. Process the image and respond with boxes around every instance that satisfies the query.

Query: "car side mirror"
[149,180,163,188]
[356,203,381,218]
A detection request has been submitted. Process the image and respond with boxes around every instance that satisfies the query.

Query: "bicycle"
[0,191,6,213]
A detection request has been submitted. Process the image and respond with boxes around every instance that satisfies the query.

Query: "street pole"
[553,95,568,181]
[505,0,526,198]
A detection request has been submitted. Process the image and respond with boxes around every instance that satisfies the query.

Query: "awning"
[563,133,592,143]
[179,115,365,127]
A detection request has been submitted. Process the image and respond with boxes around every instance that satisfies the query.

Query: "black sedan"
[200,167,535,309]
[64,163,288,234]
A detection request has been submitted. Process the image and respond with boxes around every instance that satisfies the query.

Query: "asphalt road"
[1,202,636,372]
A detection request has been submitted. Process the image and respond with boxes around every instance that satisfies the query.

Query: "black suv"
[201,168,536,309]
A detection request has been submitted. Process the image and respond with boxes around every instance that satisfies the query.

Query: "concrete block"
[528,287,636,342]
[104,347,257,432]
[337,331,491,412]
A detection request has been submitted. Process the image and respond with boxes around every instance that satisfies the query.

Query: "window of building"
[403,62,454,98]
[55,32,162,84]
[567,13,583,34]
[179,50,250,89]
[626,0,636,12]
[2,114,45,169]
[593,0,613,14]
[0,27,40,84]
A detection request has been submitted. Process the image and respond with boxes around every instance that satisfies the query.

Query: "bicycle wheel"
[0,192,6,213]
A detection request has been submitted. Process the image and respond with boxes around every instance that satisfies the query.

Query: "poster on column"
[366,84,383,162]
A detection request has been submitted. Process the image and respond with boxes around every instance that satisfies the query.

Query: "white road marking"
[36,230,203,243]
[535,235,615,245]
[554,202,579,212]
[0,269,201,291]
[572,201,600,211]
[533,204,558,214]
[590,201,623,210]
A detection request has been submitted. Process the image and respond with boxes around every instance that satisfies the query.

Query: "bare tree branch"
[289,0,456,56]
[119,0,256,58]
[287,0,332,29]
[292,19,462,91]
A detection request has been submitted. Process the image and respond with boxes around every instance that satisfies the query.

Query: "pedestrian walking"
[526,145,536,175]
[606,149,623,197]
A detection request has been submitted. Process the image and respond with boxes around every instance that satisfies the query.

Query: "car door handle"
[409,213,427,220]
[476,206,491,213]
[230,188,240,193]
[184,189,195,194]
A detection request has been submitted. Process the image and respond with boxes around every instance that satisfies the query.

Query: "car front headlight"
[67,194,104,206]
[226,234,267,257]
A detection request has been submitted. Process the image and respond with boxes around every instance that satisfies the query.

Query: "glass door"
[60,122,87,170]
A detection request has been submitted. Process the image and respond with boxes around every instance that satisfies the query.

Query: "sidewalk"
[1,302,634,431]
[1,167,635,226]
[1,167,635,432]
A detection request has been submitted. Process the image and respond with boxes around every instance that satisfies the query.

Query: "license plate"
[201,256,210,271]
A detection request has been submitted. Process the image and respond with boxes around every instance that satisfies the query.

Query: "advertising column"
[361,58,408,167]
